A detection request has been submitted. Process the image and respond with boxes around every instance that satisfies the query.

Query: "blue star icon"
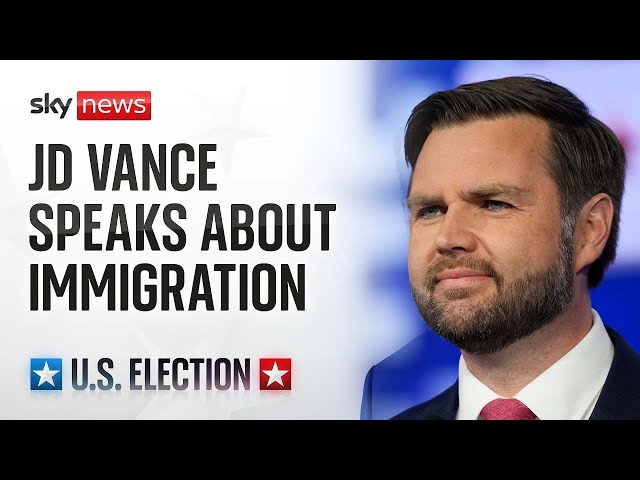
[31,358,62,390]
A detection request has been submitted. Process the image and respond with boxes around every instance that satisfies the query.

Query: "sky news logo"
[30,91,151,120]
[29,357,291,391]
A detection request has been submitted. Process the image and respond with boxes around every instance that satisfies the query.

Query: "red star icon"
[259,358,291,390]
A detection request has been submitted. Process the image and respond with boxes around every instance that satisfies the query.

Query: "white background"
[0,60,396,419]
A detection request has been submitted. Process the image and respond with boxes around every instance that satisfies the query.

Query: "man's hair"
[404,75,626,288]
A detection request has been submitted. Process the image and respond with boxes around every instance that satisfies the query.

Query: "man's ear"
[574,193,614,273]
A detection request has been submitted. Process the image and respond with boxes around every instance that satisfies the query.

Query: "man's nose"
[434,206,478,254]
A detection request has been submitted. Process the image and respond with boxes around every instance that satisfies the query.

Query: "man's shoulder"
[391,381,459,420]
[593,325,640,419]
[360,329,459,420]
[604,325,640,374]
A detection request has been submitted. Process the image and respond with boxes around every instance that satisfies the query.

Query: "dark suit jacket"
[388,326,640,420]
[360,328,460,420]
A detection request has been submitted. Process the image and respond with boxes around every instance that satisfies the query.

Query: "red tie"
[480,398,538,420]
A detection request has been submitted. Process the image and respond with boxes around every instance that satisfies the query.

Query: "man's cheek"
[407,255,424,286]
[408,257,428,288]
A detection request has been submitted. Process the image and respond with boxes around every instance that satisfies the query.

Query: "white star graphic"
[262,361,289,387]
[187,86,269,174]
[33,361,60,387]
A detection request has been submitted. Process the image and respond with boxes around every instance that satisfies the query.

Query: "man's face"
[407,115,575,355]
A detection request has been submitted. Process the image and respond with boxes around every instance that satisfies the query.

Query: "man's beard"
[410,223,575,355]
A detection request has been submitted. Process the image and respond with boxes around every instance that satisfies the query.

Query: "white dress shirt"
[456,308,614,420]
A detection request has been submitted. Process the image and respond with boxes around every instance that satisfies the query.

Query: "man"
[371,75,640,420]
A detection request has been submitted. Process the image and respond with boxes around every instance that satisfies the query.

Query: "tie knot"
[480,398,537,420]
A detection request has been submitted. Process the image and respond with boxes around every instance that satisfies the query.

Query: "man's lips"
[436,268,490,281]
[435,269,492,289]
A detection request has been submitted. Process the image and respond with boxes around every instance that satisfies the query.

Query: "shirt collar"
[456,308,614,420]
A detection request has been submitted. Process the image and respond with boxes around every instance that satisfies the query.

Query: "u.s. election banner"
[2,60,640,419]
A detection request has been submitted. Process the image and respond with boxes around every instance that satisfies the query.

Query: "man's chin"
[437,287,478,300]
[433,309,487,336]
[433,283,496,303]
[434,278,495,298]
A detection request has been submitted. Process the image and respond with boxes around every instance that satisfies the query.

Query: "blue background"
[362,60,640,420]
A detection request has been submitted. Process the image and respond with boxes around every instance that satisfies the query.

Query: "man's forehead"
[410,116,552,192]
[419,115,550,159]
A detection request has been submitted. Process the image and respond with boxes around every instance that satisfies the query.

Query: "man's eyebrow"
[407,184,531,209]
[407,193,442,210]
[461,183,531,202]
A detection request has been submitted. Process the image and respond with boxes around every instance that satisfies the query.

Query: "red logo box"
[259,358,291,390]
[77,91,151,120]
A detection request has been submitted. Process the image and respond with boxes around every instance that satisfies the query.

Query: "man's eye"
[484,200,512,211]
[417,206,444,219]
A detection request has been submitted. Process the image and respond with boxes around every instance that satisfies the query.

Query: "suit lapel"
[589,327,640,420]
[421,381,459,420]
